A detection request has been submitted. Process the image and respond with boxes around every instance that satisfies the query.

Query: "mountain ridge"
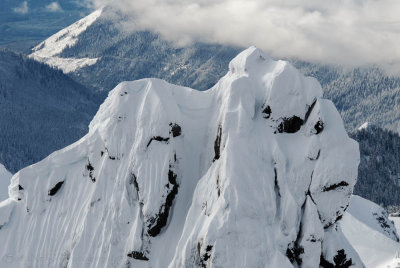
[0,47,362,267]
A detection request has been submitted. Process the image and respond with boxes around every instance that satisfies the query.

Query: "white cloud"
[45,2,63,12]
[85,0,400,70]
[13,1,29,15]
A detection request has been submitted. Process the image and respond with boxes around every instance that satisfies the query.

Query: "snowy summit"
[0,47,361,267]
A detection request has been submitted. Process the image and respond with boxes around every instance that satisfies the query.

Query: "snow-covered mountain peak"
[29,9,102,73]
[228,46,271,74]
[1,47,362,267]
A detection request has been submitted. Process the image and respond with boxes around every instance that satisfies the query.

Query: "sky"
[86,0,400,72]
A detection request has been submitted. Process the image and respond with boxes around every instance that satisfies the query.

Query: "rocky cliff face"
[0,47,362,267]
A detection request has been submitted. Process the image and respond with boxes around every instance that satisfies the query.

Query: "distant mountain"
[29,9,242,91]
[0,49,99,172]
[350,125,400,208]
[0,47,363,267]
[30,9,400,134]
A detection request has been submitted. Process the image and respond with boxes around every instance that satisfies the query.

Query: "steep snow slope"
[0,164,11,201]
[0,47,361,267]
[29,9,102,73]
[342,195,400,267]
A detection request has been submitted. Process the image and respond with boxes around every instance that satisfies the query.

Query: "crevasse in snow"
[0,47,362,267]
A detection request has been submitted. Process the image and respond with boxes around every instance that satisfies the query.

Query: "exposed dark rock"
[277,116,304,134]
[320,254,334,268]
[324,205,349,229]
[304,99,317,123]
[375,214,390,229]
[262,105,272,119]
[314,120,324,134]
[286,245,304,265]
[306,172,317,205]
[147,169,179,237]
[216,175,221,197]
[48,181,65,196]
[200,245,213,268]
[320,250,354,268]
[274,167,281,198]
[18,185,24,191]
[86,160,95,182]
[213,125,222,162]
[86,161,94,171]
[169,123,182,137]
[333,250,353,268]
[146,136,170,148]
[308,235,318,243]
[168,169,177,185]
[373,212,400,242]
[104,147,118,160]
[335,214,343,222]
[322,181,349,192]
[127,251,149,261]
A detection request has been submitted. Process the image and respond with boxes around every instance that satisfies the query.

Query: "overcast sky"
[87,0,400,72]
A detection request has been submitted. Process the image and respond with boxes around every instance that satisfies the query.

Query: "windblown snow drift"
[0,47,362,267]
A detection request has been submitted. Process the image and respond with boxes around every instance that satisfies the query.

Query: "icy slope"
[29,9,102,73]
[0,164,11,201]
[0,47,361,267]
[342,195,400,267]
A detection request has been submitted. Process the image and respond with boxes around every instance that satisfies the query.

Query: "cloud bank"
[86,0,400,70]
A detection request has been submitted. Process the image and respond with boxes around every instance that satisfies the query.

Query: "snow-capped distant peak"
[358,122,370,130]
[29,9,102,73]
